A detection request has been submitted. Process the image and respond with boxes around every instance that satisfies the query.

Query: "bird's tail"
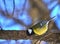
[46,16,56,25]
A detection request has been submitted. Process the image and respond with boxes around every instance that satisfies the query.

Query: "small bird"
[26,16,56,36]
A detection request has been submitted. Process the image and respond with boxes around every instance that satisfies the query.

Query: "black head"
[26,28,34,36]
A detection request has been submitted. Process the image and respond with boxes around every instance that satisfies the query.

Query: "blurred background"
[0,0,60,44]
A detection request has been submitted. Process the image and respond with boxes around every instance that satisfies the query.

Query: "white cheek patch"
[28,29,32,34]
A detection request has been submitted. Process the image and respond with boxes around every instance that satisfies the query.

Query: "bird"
[26,16,56,36]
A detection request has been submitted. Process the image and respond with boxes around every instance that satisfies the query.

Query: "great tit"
[26,16,56,36]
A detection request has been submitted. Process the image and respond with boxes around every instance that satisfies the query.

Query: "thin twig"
[12,0,15,16]
[34,32,52,44]
[19,0,27,16]
[3,0,9,16]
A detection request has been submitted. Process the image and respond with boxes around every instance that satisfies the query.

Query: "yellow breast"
[33,24,48,35]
